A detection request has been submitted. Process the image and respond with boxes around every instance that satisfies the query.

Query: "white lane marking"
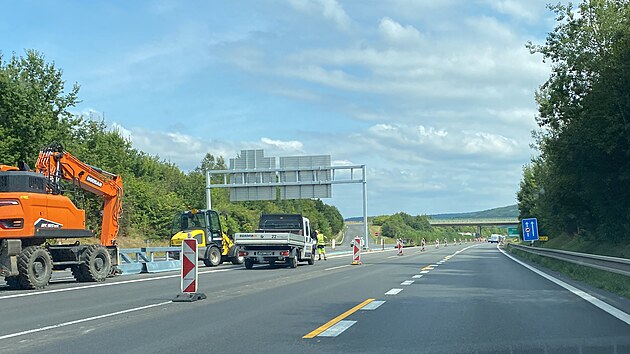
[324,265,353,271]
[412,275,424,279]
[437,261,444,264]
[318,320,356,337]
[420,271,430,274]
[0,268,234,301]
[0,301,171,340]
[424,267,434,270]
[386,255,398,259]
[430,264,439,267]
[361,300,386,310]
[499,246,630,326]
[401,280,414,286]
[385,288,403,295]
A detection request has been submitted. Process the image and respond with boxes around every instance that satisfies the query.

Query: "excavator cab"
[169,209,243,267]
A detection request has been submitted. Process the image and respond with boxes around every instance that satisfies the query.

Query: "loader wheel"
[203,247,221,267]
[17,246,53,289]
[288,257,298,268]
[244,259,254,269]
[76,245,111,282]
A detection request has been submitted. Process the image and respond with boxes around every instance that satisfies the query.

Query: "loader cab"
[170,209,222,247]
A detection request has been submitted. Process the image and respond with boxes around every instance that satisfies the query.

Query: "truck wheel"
[307,252,315,265]
[203,247,221,267]
[17,246,53,289]
[288,257,298,268]
[269,260,276,267]
[231,255,244,265]
[244,259,254,269]
[78,245,111,282]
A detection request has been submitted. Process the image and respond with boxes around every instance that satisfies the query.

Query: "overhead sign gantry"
[205,149,369,248]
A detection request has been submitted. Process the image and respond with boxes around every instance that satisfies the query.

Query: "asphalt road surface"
[1,243,629,353]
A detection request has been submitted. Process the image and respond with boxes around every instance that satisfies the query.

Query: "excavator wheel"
[74,245,111,282]
[203,247,221,267]
[16,246,53,289]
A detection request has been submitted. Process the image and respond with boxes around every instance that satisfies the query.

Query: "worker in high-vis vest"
[315,229,327,260]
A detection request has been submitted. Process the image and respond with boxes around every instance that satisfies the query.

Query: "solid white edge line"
[498,245,630,326]
[324,265,353,271]
[0,301,172,340]
[0,268,233,301]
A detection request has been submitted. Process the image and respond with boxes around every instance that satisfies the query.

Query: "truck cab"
[170,209,243,266]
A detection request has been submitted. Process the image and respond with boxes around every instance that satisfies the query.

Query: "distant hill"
[430,205,518,219]
[345,204,518,222]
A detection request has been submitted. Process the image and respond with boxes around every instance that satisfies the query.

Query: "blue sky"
[1,0,560,217]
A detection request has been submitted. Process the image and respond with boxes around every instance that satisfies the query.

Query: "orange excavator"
[0,143,123,289]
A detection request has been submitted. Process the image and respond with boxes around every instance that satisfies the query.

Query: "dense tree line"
[372,213,498,243]
[0,50,344,240]
[517,1,630,243]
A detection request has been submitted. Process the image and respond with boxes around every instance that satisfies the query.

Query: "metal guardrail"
[118,247,181,275]
[507,243,630,277]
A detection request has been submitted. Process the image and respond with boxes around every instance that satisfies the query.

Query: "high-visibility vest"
[317,234,326,245]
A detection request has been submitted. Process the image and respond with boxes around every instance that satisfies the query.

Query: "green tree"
[0,50,80,165]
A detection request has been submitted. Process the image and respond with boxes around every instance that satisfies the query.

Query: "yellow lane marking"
[421,266,433,271]
[303,298,375,338]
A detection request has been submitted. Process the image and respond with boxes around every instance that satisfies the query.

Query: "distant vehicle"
[488,234,500,243]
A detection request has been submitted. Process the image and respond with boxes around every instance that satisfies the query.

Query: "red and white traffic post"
[351,236,362,265]
[173,236,206,302]
[421,238,425,252]
[397,238,403,256]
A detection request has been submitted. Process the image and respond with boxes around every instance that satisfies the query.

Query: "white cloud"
[287,0,352,30]
[261,138,304,152]
[485,0,542,22]
[378,17,423,44]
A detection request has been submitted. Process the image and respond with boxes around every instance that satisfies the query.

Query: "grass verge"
[507,246,630,299]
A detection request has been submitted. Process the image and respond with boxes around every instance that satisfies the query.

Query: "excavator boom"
[35,144,123,246]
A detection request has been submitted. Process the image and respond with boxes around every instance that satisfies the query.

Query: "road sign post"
[173,237,206,302]
[351,236,362,265]
[521,218,539,242]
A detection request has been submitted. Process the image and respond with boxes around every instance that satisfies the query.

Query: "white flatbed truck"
[234,214,316,269]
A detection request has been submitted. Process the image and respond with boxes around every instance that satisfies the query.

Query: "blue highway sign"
[521,218,539,241]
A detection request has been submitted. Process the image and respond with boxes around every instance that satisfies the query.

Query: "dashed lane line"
[400,280,414,286]
[303,298,374,338]
[361,300,385,310]
[318,320,357,337]
[385,288,403,295]
[412,275,423,279]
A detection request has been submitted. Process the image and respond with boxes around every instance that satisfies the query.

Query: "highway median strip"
[303,298,375,339]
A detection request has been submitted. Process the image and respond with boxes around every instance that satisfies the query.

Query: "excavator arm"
[35,144,123,246]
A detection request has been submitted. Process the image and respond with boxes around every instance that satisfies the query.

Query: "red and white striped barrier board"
[397,239,403,256]
[352,236,362,265]
[181,238,198,293]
